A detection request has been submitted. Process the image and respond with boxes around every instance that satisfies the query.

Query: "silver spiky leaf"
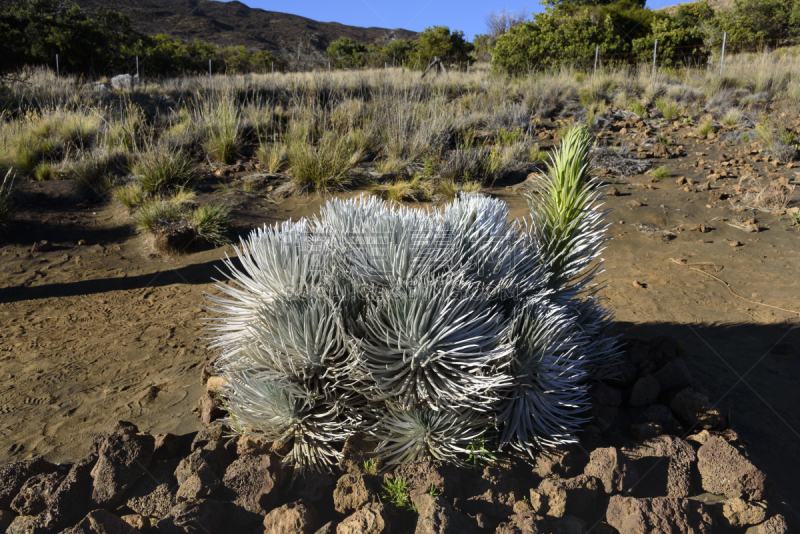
[370,405,488,466]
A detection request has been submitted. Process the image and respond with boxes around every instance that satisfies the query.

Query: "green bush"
[134,148,197,195]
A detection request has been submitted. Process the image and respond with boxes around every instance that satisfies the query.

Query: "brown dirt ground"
[1,123,799,510]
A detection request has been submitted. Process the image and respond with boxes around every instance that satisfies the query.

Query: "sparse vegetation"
[382,477,414,511]
[697,120,716,137]
[652,166,670,180]
[134,148,198,196]
[112,183,144,209]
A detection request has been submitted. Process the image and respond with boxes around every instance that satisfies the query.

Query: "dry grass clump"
[287,130,356,192]
[655,98,681,121]
[71,151,132,194]
[369,175,431,203]
[591,145,651,178]
[112,182,144,209]
[735,177,795,213]
[436,178,484,201]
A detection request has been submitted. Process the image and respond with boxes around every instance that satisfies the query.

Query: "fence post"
[467,60,470,74]
[328,62,330,74]
[652,39,658,79]
[209,59,212,77]
[719,32,727,77]
[593,46,599,77]
[271,61,274,75]
[136,56,139,82]
[55,54,59,76]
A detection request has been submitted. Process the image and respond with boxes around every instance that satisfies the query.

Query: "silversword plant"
[206,125,619,474]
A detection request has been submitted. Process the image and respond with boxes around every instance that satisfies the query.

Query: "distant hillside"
[657,0,733,15]
[74,0,417,53]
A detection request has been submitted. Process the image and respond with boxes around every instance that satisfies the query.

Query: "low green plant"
[437,179,483,202]
[652,166,670,180]
[779,130,795,146]
[466,434,498,472]
[363,458,377,475]
[136,200,184,233]
[497,127,524,146]
[112,183,144,208]
[428,484,443,497]
[529,145,549,163]
[191,204,232,246]
[628,101,647,116]
[134,148,198,195]
[33,162,54,181]
[655,98,680,121]
[382,477,414,511]
[288,131,354,191]
[257,142,288,174]
[370,175,430,203]
[697,120,716,137]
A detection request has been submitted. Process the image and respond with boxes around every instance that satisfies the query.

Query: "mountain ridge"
[74,0,417,53]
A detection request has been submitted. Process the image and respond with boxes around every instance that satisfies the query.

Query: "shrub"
[655,98,681,121]
[206,126,619,475]
[652,166,670,180]
[112,183,144,209]
[191,204,232,246]
[134,148,198,195]
[33,162,54,181]
[70,152,131,194]
[287,131,354,191]
[199,92,241,164]
[257,143,288,174]
[697,120,716,137]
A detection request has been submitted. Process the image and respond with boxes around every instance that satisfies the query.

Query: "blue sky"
[230,0,683,40]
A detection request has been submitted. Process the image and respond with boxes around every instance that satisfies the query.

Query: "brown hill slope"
[74,0,416,52]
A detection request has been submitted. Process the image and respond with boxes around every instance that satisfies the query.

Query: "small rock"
[157,499,227,534]
[264,500,319,534]
[463,466,522,517]
[670,388,725,430]
[584,447,638,495]
[334,473,378,515]
[538,474,600,520]
[495,512,550,534]
[90,421,155,507]
[626,435,696,498]
[720,497,767,528]
[64,509,143,533]
[607,495,715,534]
[236,435,273,456]
[31,240,53,253]
[413,493,477,534]
[697,436,769,500]
[632,280,647,289]
[746,514,789,534]
[152,433,180,463]
[10,471,65,516]
[77,239,87,246]
[533,449,578,480]
[121,514,151,531]
[336,502,390,534]
[608,187,620,197]
[29,453,98,533]
[7,515,37,534]
[222,453,287,525]
[315,521,338,534]
[627,200,645,208]
[125,459,179,519]
[0,455,57,509]
[628,375,660,406]
[176,468,221,501]
[652,359,693,391]
[192,393,226,425]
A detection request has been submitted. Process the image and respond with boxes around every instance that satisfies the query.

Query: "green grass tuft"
[134,148,198,195]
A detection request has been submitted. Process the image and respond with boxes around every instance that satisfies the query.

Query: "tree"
[633,17,708,66]
[416,26,474,66]
[485,8,528,40]
[326,37,368,68]
[492,11,625,73]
